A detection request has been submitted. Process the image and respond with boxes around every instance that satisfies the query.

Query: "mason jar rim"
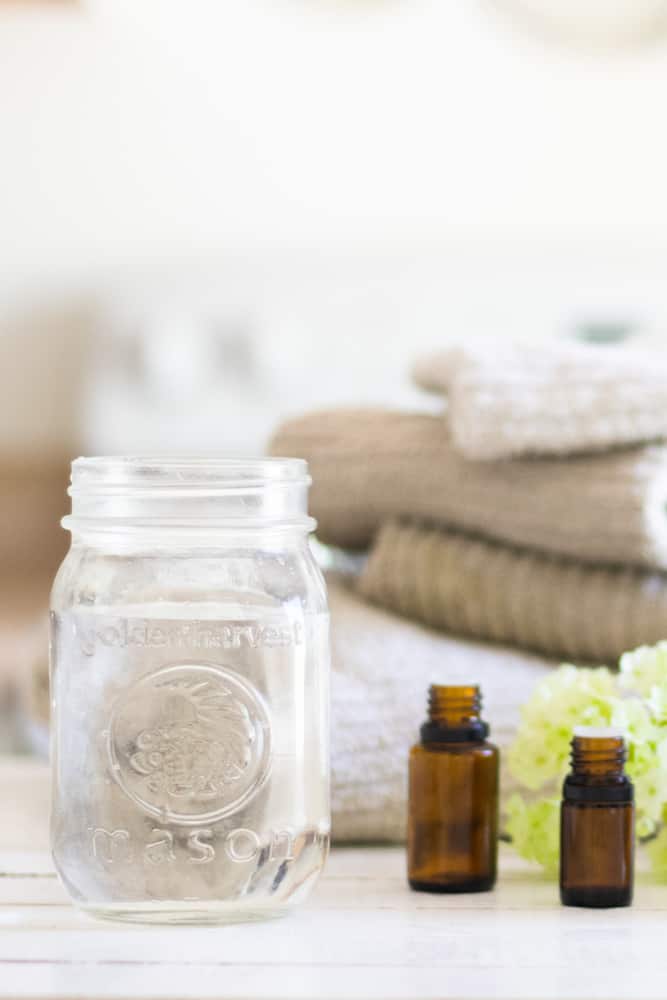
[68,455,311,489]
[63,455,316,534]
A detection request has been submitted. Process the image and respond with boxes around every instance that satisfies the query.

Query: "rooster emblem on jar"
[108,664,272,824]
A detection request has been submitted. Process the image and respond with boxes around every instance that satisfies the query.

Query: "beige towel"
[358,520,667,664]
[413,341,667,461]
[269,408,667,571]
[328,576,554,842]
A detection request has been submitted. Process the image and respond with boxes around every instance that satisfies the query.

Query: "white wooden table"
[2,757,667,1000]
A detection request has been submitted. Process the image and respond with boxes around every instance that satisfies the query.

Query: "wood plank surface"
[2,756,665,1000]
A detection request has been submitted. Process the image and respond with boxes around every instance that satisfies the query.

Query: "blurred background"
[3,0,667,749]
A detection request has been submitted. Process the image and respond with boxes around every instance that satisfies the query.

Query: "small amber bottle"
[560,727,634,908]
[407,685,499,893]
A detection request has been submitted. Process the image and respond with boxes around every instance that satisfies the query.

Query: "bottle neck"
[420,685,489,744]
[570,734,626,779]
[563,730,633,803]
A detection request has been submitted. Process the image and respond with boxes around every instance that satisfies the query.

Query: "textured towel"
[413,341,667,461]
[358,520,667,665]
[269,409,667,571]
[328,576,554,842]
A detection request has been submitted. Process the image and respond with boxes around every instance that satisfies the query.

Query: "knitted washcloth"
[358,520,667,665]
[412,341,667,461]
[269,409,667,571]
[328,575,554,842]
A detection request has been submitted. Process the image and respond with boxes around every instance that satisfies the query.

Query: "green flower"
[505,795,560,874]
[508,665,616,791]
[620,642,667,723]
[508,645,667,876]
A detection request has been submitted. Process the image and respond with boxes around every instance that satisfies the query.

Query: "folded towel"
[413,341,667,460]
[358,520,667,664]
[270,409,667,571]
[328,575,554,841]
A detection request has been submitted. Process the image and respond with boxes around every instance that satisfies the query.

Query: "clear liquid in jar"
[50,603,330,922]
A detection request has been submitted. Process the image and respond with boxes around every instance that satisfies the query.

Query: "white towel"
[328,576,554,842]
[413,340,667,460]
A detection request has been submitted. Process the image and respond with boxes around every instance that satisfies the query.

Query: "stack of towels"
[270,339,667,841]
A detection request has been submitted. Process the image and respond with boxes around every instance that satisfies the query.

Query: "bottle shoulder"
[411,740,498,758]
[562,772,633,804]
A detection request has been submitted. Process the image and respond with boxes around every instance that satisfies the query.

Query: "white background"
[1,0,667,455]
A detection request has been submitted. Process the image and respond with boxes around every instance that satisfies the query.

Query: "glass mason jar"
[50,457,330,923]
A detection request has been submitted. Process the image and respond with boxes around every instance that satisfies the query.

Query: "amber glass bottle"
[560,727,634,909]
[407,685,499,893]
